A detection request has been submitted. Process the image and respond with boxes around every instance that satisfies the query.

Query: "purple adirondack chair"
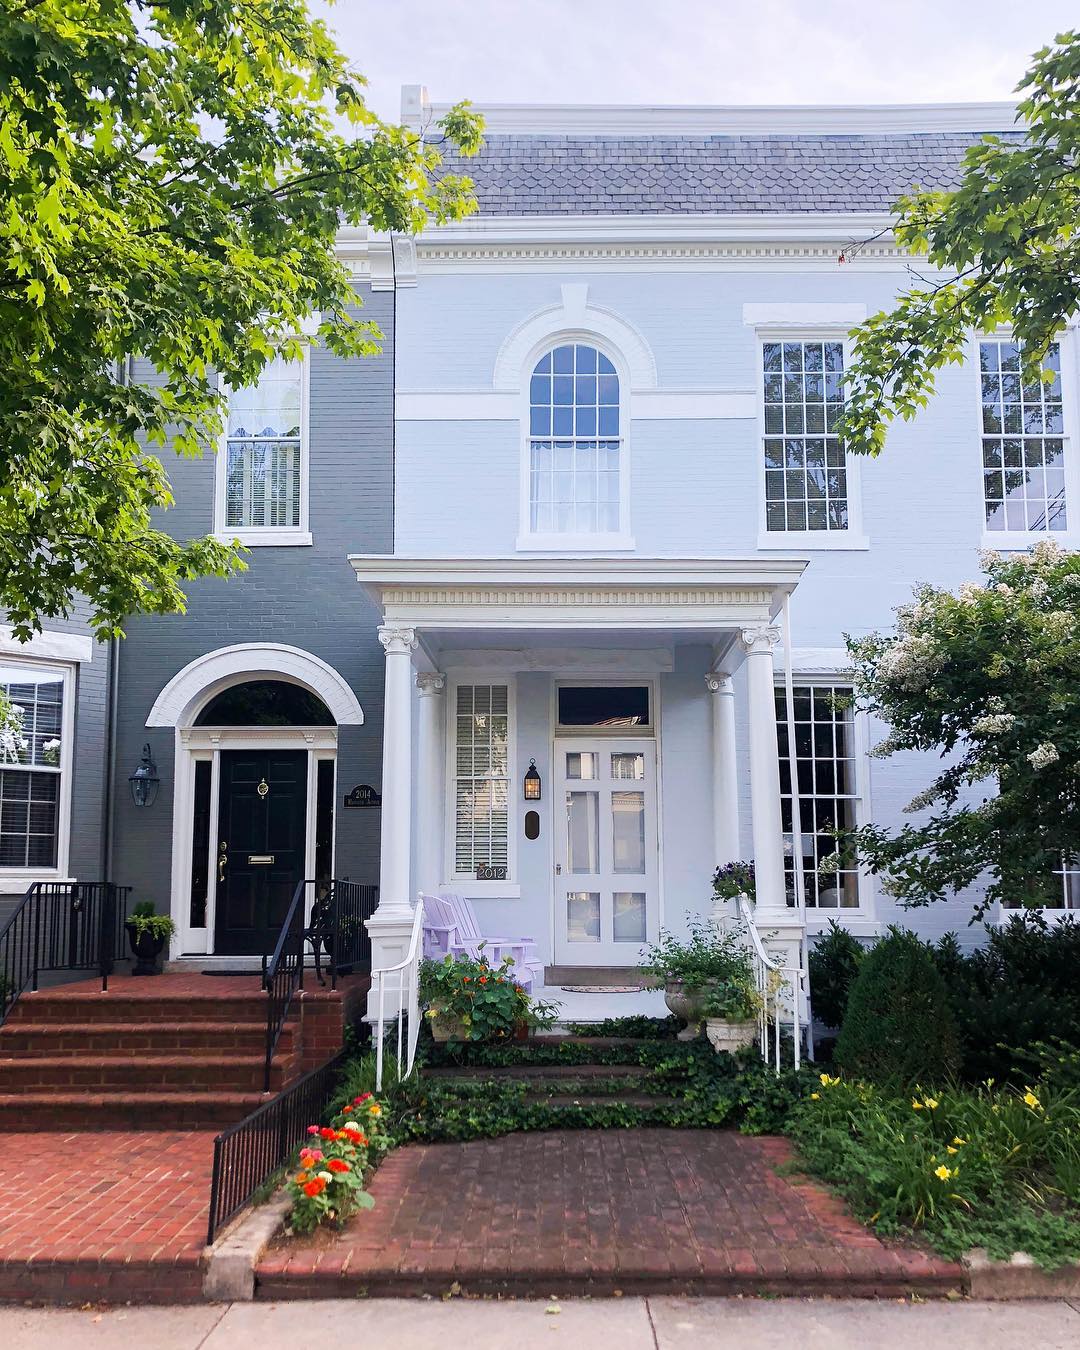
[420,891,543,992]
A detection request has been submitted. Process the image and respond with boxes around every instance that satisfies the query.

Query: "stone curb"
[203,1193,291,1303]
[962,1247,1080,1299]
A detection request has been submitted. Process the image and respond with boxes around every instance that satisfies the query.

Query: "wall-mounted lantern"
[129,743,160,808]
[523,759,542,801]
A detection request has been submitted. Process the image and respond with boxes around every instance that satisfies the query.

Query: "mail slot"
[247,854,275,865]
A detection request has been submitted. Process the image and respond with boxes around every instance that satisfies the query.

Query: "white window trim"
[972,328,1080,552]
[516,332,635,552]
[213,349,312,546]
[754,329,869,552]
[0,656,76,890]
[444,675,519,896]
[775,668,878,931]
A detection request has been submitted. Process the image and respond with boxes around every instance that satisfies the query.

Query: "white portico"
[351,556,809,1014]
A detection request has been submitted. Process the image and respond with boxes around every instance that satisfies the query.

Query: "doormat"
[559,984,647,994]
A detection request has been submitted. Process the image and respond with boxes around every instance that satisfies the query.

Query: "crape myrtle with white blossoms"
[833,541,1079,917]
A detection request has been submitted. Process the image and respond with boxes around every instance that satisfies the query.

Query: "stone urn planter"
[427,1011,470,1043]
[663,980,711,1040]
[124,922,167,977]
[705,1016,758,1055]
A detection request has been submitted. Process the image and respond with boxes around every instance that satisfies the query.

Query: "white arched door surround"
[148,644,364,961]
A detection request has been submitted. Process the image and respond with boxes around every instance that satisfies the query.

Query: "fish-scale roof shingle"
[439,131,1022,215]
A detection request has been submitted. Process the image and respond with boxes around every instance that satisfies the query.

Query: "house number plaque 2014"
[475,865,508,881]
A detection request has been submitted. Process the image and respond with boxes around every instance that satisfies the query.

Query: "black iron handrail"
[206,1050,346,1246]
[0,881,132,1027]
[262,877,309,1092]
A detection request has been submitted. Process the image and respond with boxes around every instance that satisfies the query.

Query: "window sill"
[804,912,881,938]
[516,533,636,553]
[757,531,869,552]
[213,530,313,548]
[0,872,73,895]
[981,531,1078,552]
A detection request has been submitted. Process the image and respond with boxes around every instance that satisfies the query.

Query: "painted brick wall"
[109,284,394,913]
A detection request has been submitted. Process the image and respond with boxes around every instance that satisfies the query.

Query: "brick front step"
[0,1090,270,1130]
[0,1258,205,1306]
[0,1020,293,1056]
[5,989,269,1024]
[0,1052,295,1093]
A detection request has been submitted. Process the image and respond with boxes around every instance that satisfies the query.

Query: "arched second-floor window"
[528,343,622,537]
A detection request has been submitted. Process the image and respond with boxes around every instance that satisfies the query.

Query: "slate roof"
[439,131,1022,215]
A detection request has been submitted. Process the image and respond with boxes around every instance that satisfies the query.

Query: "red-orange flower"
[328,1159,350,1174]
[303,1178,326,1198]
[478,976,488,984]
[353,1093,372,1104]
[319,1127,336,1140]
[294,1171,310,1185]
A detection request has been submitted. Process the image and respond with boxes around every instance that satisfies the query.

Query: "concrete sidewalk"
[3,1297,1080,1349]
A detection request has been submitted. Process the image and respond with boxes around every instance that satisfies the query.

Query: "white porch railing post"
[373,896,424,1092]
[365,624,418,1024]
[706,671,741,932]
[415,672,446,896]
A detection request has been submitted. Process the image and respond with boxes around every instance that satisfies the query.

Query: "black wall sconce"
[523,759,541,801]
[129,742,160,808]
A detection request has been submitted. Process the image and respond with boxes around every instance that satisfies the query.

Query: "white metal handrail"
[373,896,425,1091]
[736,892,804,1073]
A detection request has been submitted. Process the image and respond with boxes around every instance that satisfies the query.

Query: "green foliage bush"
[808,920,866,1030]
[790,1074,1080,1267]
[835,928,960,1086]
[934,915,1080,1083]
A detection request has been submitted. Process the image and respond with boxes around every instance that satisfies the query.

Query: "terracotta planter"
[705,1016,758,1055]
[663,980,711,1040]
[428,1012,470,1043]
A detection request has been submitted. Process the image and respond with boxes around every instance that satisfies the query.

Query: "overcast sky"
[311,1,1077,121]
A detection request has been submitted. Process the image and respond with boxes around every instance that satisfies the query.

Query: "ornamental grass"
[790,1073,1080,1267]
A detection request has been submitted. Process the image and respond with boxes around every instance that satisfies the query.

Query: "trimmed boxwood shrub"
[808,920,866,1030]
[835,927,960,1086]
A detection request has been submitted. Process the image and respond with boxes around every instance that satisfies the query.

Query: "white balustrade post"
[706,671,741,931]
[365,624,418,1022]
[415,671,446,896]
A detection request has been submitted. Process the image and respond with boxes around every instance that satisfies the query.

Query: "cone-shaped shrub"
[834,927,959,1086]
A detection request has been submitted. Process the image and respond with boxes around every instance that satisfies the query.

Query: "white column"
[415,671,446,897]
[739,623,788,922]
[365,624,418,1020]
[705,672,740,867]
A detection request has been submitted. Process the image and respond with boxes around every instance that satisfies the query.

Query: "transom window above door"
[524,343,631,547]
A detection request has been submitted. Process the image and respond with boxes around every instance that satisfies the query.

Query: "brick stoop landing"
[256,1130,964,1300]
[0,971,368,1130]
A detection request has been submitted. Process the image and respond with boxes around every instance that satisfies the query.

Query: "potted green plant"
[701,971,761,1054]
[641,915,759,1040]
[418,949,557,1042]
[124,902,176,976]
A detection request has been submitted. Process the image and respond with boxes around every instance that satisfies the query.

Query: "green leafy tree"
[0,0,481,639]
[838,542,1080,917]
[839,31,1079,457]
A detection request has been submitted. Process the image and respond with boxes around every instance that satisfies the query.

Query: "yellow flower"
[369,1103,382,1116]
[911,1099,924,1110]
[1023,1091,1041,1111]
[923,1097,939,1110]
[952,1136,966,1146]
[946,1146,958,1155]
[820,1073,830,1085]
[810,1092,820,1100]
[934,1165,953,1181]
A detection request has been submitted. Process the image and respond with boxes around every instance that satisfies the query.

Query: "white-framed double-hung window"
[521,342,632,550]
[451,683,511,883]
[0,659,74,881]
[759,338,867,549]
[977,336,1077,545]
[774,680,868,912]
[214,352,311,546]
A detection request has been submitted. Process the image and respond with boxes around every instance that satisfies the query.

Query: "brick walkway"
[0,1131,214,1304]
[257,1129,963,1299]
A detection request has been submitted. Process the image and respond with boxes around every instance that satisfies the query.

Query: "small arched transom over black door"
[215,750,307,956]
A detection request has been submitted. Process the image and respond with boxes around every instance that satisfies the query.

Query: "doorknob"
[218,840,228,883]
[555,863,562,875]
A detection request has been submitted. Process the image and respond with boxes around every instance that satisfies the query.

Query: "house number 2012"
[475,865,508,881]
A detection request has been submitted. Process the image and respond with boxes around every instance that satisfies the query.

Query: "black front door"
[215,750,308,956]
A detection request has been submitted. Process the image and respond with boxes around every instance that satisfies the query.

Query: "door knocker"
[257,778,270,800]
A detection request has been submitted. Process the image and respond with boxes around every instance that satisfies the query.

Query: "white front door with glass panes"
[554,739,659,964]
